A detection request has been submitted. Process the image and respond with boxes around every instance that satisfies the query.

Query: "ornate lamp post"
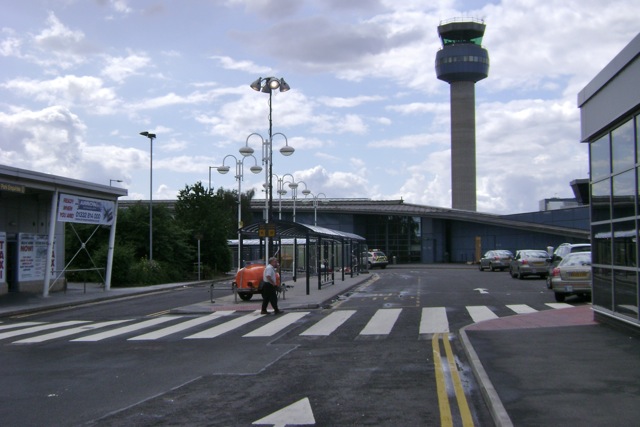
[244,76,293,263]
[217,154,262,270]
[139,131,156,261]
[305,192,327,226]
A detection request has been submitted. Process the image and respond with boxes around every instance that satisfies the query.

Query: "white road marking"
[545,303,573,309]
[129,311,235,340]
[359,308,402,335]
[243,312,309,337]
[13,320,131,343]
[185,311,263,339]
[0,321,89,341]
[71,316,179,342]
[420,307,449,334]
[466,305,499,323]
[299,310,356,336]
[507,304,538,314]
[0,322,44,331]
[252,397,315,426]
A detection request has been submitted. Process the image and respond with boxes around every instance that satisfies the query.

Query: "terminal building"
[578,32,640,329]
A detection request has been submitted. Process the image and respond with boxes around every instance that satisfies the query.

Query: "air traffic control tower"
[435,18,489,211]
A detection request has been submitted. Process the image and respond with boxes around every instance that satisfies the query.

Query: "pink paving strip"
[465,305,596,331]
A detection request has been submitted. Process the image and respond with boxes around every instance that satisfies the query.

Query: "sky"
[1,0,638,215]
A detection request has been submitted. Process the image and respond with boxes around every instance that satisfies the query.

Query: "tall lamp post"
[109,179,123,186]
[139,131,156,261]
[305,192,327,226]
[217,154,262,270]
[287,179,310,222]
[273,173,294,220]
[245,76,293,263]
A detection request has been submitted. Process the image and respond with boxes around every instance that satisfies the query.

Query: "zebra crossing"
[1,303,573,345]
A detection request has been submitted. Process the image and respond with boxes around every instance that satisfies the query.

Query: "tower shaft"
[450,81,477,211]
[435,18,489,211]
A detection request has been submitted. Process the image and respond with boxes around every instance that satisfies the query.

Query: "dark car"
[509,249,551,279]
[479,250,514,271]
[548,251,592,302]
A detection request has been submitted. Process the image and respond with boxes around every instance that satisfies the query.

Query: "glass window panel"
[592,223,611,265]
[592,267,613,310]
[612,221,637,267]
[612,170,636,219]
[611,119,634,172]
[590,134,610,180]
[636,115,640,164]
[613,270,638,320]
[591,179,611,222]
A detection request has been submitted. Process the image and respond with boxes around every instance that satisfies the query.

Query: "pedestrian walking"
[261,257,283,315]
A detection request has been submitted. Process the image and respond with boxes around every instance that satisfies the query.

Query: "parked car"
[509,249,551,279]
[548,251,592,302]
[479,250,514,271]
[366,249,388,269]
[546,243,591,288]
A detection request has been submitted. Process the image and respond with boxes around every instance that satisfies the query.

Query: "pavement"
[1,268,638,426]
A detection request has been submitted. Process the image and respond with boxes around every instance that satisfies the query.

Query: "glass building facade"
[580,32,640,328]
[590,114,639,324]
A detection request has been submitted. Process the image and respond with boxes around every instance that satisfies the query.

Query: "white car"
[366,250,388,269]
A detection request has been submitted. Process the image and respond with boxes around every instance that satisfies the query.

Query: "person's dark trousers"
[261,282,279,312]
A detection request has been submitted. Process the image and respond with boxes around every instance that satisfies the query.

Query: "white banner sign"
[17,234,54,282]
[0,232,6,284]
[58,193,115,225]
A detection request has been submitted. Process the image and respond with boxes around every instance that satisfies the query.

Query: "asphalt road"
[0,266,586,426]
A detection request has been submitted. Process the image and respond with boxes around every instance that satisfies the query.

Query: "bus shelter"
[236,220,367,295]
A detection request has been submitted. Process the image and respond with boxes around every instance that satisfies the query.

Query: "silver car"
[509,249,550,280]
[479,250,513,271]
[548,251,592,302]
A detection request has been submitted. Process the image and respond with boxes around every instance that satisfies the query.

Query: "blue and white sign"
[58,193,115,225]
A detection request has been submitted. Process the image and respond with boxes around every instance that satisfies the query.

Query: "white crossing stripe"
[0,321,89,341]
[420,307,449,334]
[466,306,499,323]
[0,322,44,331]
[129,311,235,341]
[545,303,573,309]
[507,304,538,314]
[359,308,402,335]
[13,320,132,343]
[185,311,263,339]
[243,312,310,337]
[71,316,180,342]
[300,310,356,336]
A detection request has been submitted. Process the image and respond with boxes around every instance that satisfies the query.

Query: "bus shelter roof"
[240,220,365,242]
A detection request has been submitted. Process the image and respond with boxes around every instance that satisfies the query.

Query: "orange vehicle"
[233,262,281,301]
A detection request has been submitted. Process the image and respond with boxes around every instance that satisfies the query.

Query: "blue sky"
[1,0,638,214]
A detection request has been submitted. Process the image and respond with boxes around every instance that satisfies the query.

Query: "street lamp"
[286,178,310,222]
[139,131,156,261]
[109,179,123,186]
[273,173,294,220]
[245,75,294,265]
[217,153,262,270]
[305,192,327,226]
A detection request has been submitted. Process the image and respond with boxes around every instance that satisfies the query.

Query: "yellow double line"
[432,333,474,426]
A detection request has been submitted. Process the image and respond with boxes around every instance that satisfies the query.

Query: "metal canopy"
[240,219,365,241]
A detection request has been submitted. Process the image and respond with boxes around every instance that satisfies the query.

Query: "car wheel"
[490,264,496,272]
[479,264,484,271]
[510,268,517,278]
[238,292,253,301]
[546,277,552,289]
[554,292,566,302]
